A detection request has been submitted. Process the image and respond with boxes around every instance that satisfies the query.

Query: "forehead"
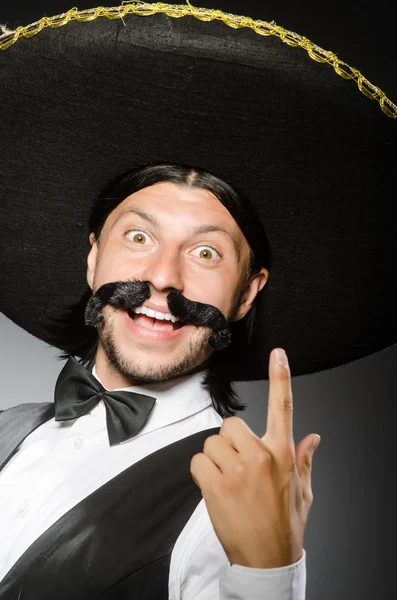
[109,181,239,225]
[103,181,251,265]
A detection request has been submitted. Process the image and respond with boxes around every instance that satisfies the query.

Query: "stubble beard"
[97,308,214,385]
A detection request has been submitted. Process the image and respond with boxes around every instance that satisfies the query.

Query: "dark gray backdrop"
[1,1,395,598]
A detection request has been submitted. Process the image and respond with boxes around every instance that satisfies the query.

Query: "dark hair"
[48,162,271,417]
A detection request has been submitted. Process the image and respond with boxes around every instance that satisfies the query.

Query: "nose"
[140,244,184,294]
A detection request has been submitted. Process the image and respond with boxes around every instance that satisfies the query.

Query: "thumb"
[296,434,321,501]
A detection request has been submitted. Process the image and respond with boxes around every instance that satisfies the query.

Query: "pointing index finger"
[264,348,294,445]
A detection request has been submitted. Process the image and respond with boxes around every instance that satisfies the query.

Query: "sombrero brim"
[0,4,396,380]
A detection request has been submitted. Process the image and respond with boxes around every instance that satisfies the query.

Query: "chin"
[113,342,210,384]
[99,314,212,383]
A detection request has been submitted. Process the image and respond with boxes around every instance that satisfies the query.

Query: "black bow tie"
[54,357,156,446]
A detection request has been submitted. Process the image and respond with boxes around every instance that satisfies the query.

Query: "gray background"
[1,1,396,598]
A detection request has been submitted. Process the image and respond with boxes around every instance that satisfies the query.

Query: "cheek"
[93,261,128,289]
[93,244,148,286]
[185,274,237,314]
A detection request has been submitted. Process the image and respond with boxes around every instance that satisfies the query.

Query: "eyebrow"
[112,207,242,262]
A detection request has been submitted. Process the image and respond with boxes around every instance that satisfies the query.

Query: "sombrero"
[0,2,396,380]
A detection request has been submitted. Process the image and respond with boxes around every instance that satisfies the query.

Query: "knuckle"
[221,415,240,432]
[232,460,246,477]
[190,452,202,472]
[280,394,293,414]
[304,455,313,473]
[306,490,314,506]
[279,368,291,382]
[203,435,218,452]
[256,448,273,470]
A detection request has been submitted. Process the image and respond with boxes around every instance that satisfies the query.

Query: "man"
[0,3,395,599]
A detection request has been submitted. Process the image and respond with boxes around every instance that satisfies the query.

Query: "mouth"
[127,309,185,331]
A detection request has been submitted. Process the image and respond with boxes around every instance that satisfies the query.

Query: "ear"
[87,232,98,290]
[233,267,268,321]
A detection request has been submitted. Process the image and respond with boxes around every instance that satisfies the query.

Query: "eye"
[192,246,221,261]
[125,230,152,245]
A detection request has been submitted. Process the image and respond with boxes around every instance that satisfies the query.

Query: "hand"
[190,347,321,569]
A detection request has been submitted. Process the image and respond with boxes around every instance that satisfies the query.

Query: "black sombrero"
[0,2,396,380]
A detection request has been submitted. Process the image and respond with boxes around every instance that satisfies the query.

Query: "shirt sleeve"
[218,553,306,600]
[174,513,306,600]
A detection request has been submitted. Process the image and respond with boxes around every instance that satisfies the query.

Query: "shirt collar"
[91,365,212,437]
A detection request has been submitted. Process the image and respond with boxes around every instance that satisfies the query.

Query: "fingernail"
[312,435,321,452]
[274,348,288,366]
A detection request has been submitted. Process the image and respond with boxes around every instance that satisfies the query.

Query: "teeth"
[132,306,179,323]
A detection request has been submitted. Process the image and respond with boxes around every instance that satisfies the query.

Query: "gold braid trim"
[0,1,395,119]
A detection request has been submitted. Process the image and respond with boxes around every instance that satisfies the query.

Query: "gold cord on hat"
[0,2,395,119]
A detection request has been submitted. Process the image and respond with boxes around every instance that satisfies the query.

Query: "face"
[87,182,268,387]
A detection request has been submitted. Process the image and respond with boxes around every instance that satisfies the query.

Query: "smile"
[124,310,188,342]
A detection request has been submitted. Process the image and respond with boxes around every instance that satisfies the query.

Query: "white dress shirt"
[0,365,306,599]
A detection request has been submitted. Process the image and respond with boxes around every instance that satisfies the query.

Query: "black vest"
[0,404,220,599]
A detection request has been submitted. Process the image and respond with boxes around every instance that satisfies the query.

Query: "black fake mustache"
[84,280,232,351]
